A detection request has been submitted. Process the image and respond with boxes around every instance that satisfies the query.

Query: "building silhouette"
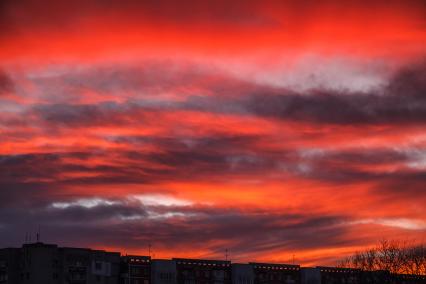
[174,258,231,284]
[1,242,426,284]
[121,256,151,284]
[1,242,120,284]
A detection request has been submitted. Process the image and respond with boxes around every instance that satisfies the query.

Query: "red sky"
[1,0,426,266]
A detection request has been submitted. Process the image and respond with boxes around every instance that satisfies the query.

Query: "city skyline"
[1,0,426,266]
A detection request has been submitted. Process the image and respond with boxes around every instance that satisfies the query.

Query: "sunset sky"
[1,0,426,266]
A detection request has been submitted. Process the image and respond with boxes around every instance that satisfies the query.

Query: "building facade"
[151,260,177,284]
[250,263,300,284]
[0,248,21,284]
[300,268,321,284]
[231,264,254,284]
[0,242,120,284]
[317,267,360,284]
[60,247,120,284]
[174,258,232,284]
[121,255,151,284]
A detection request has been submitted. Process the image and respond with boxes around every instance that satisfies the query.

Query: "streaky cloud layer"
[0,0,425,265]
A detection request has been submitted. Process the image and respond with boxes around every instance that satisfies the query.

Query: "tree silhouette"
[338,240,426,275]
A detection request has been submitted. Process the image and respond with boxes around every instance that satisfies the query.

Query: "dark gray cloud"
[1,134,424,239]
[0,70,13,95]
[0,152,89,183]
[25,61,426,128]
[0,136,422,190]
[31,102,155,127]
[0,135,280,190]
[0,194,353,262]
[372,171,426,199]
[268,62,426,124]
[184,62,426,125]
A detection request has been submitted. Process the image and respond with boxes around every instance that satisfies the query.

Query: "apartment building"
[0,242,120,284]
[0,248,21,284]
[121,255,151,284]
[250,263,300,284]
[151,260,177,284]
[174,258,232,284]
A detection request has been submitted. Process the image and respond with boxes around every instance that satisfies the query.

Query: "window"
[95,262,103,270]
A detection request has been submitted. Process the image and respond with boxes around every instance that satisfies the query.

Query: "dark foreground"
[1,242,425,284]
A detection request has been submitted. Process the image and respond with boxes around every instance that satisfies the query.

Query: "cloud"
[6,192,416,263]
[0,134,274,189]
[50,198,120,209]
[25,62,426,128]
[0,193,354,261]
[237,63,426,125]
[1,51,426,264]
[1,135,424,192]
[32,102,153,127]
[0,0,276,34]
[0,70,13,95]
[133,194,193,207]
[354,218,426,231]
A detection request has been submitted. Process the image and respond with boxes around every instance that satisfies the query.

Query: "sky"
[0,0,426,266]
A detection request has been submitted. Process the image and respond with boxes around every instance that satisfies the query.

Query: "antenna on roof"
[36,225,40,242]
[148,243,151,257]
[225,249,229,261]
